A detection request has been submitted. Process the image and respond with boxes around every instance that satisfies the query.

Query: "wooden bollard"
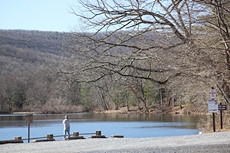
[32,134,58,143]
[73,132,79,137]
[14,136,22,141]
[95,131,101,136]
[88,131,106,139]
[32,134,55,143]
[47,134,55,141]
[111,135,124,138]
[13,136,23,143]
[65,132,85,140]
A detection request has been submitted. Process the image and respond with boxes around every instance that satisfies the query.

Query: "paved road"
[1,132,230,153]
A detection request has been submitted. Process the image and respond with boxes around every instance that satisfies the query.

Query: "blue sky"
[0,0,81,32]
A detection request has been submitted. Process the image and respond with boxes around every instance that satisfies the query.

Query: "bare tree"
[195,0,230,103]
[66,0,230,112]
[70,0,200,82]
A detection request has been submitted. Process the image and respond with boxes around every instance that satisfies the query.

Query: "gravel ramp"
[1,132,230,153]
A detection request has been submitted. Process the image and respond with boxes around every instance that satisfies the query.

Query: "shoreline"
[1,132,230,153]
[5,105,195,115]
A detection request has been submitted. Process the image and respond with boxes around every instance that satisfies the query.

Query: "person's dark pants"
[64,127,70,138]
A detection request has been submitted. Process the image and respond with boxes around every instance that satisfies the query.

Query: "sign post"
[220,104,223,129]
[218,103,227,129]
[212,113,216,132]
[208,87,217,132]
[26,114,33,143]
[28,122,30,143]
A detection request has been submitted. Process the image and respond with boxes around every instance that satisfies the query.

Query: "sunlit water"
[0,113,202,142]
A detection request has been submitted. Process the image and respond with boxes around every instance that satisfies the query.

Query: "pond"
[0,113,202,142]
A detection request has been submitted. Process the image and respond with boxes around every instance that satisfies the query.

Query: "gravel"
[1,132,230,153]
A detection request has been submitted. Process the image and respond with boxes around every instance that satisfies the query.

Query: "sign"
[209,88,216,99]
[26,114,33,124]
[208,100,218,113]
[218,104,227,110]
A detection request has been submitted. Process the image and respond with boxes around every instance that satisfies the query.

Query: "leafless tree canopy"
[67,0,230,109]
[70,0,200,81]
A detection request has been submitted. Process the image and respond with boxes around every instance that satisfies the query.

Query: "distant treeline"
[0,30,72,113]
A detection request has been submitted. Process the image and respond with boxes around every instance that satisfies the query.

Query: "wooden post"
[111,135,124,138]
[73,132,79,137]
[14,136,22,141]
[212,113,216,132]
[28,123,30,143]
[88,131,105,138]
[172,97,175,107]
[220,103,223,129]
[26,114,33,143]
[95,131,101,136]
[160,89,163,109]
[12,136,23,143]
[47,134,54,140]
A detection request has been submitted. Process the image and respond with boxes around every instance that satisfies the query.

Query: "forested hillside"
[0,30,66,55]
[0,30,180,114]
[0,30,74,113]
[0,30,69,74]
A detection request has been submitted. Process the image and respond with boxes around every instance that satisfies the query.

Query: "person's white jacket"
[63,119,70,129]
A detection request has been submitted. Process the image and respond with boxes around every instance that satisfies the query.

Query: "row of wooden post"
[0,131,101,144]
[0,131,123,144]
[0,136,23,144]
[34,131,105,142]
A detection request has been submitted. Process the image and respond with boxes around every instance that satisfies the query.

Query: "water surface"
[0,113,202,142]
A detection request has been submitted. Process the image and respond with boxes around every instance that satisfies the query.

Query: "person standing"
[63,115,70,139]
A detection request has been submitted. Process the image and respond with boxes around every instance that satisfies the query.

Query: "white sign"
[208,100,218,113]
[209,88,216,99]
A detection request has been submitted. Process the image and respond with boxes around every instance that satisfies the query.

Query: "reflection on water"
[0,113,202,142]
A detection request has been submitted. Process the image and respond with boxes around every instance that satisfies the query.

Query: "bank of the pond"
[1,132,230,153]
[9,105,190,115]
[97,106,201,115]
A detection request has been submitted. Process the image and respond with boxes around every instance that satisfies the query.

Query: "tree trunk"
[125,92,129,112]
